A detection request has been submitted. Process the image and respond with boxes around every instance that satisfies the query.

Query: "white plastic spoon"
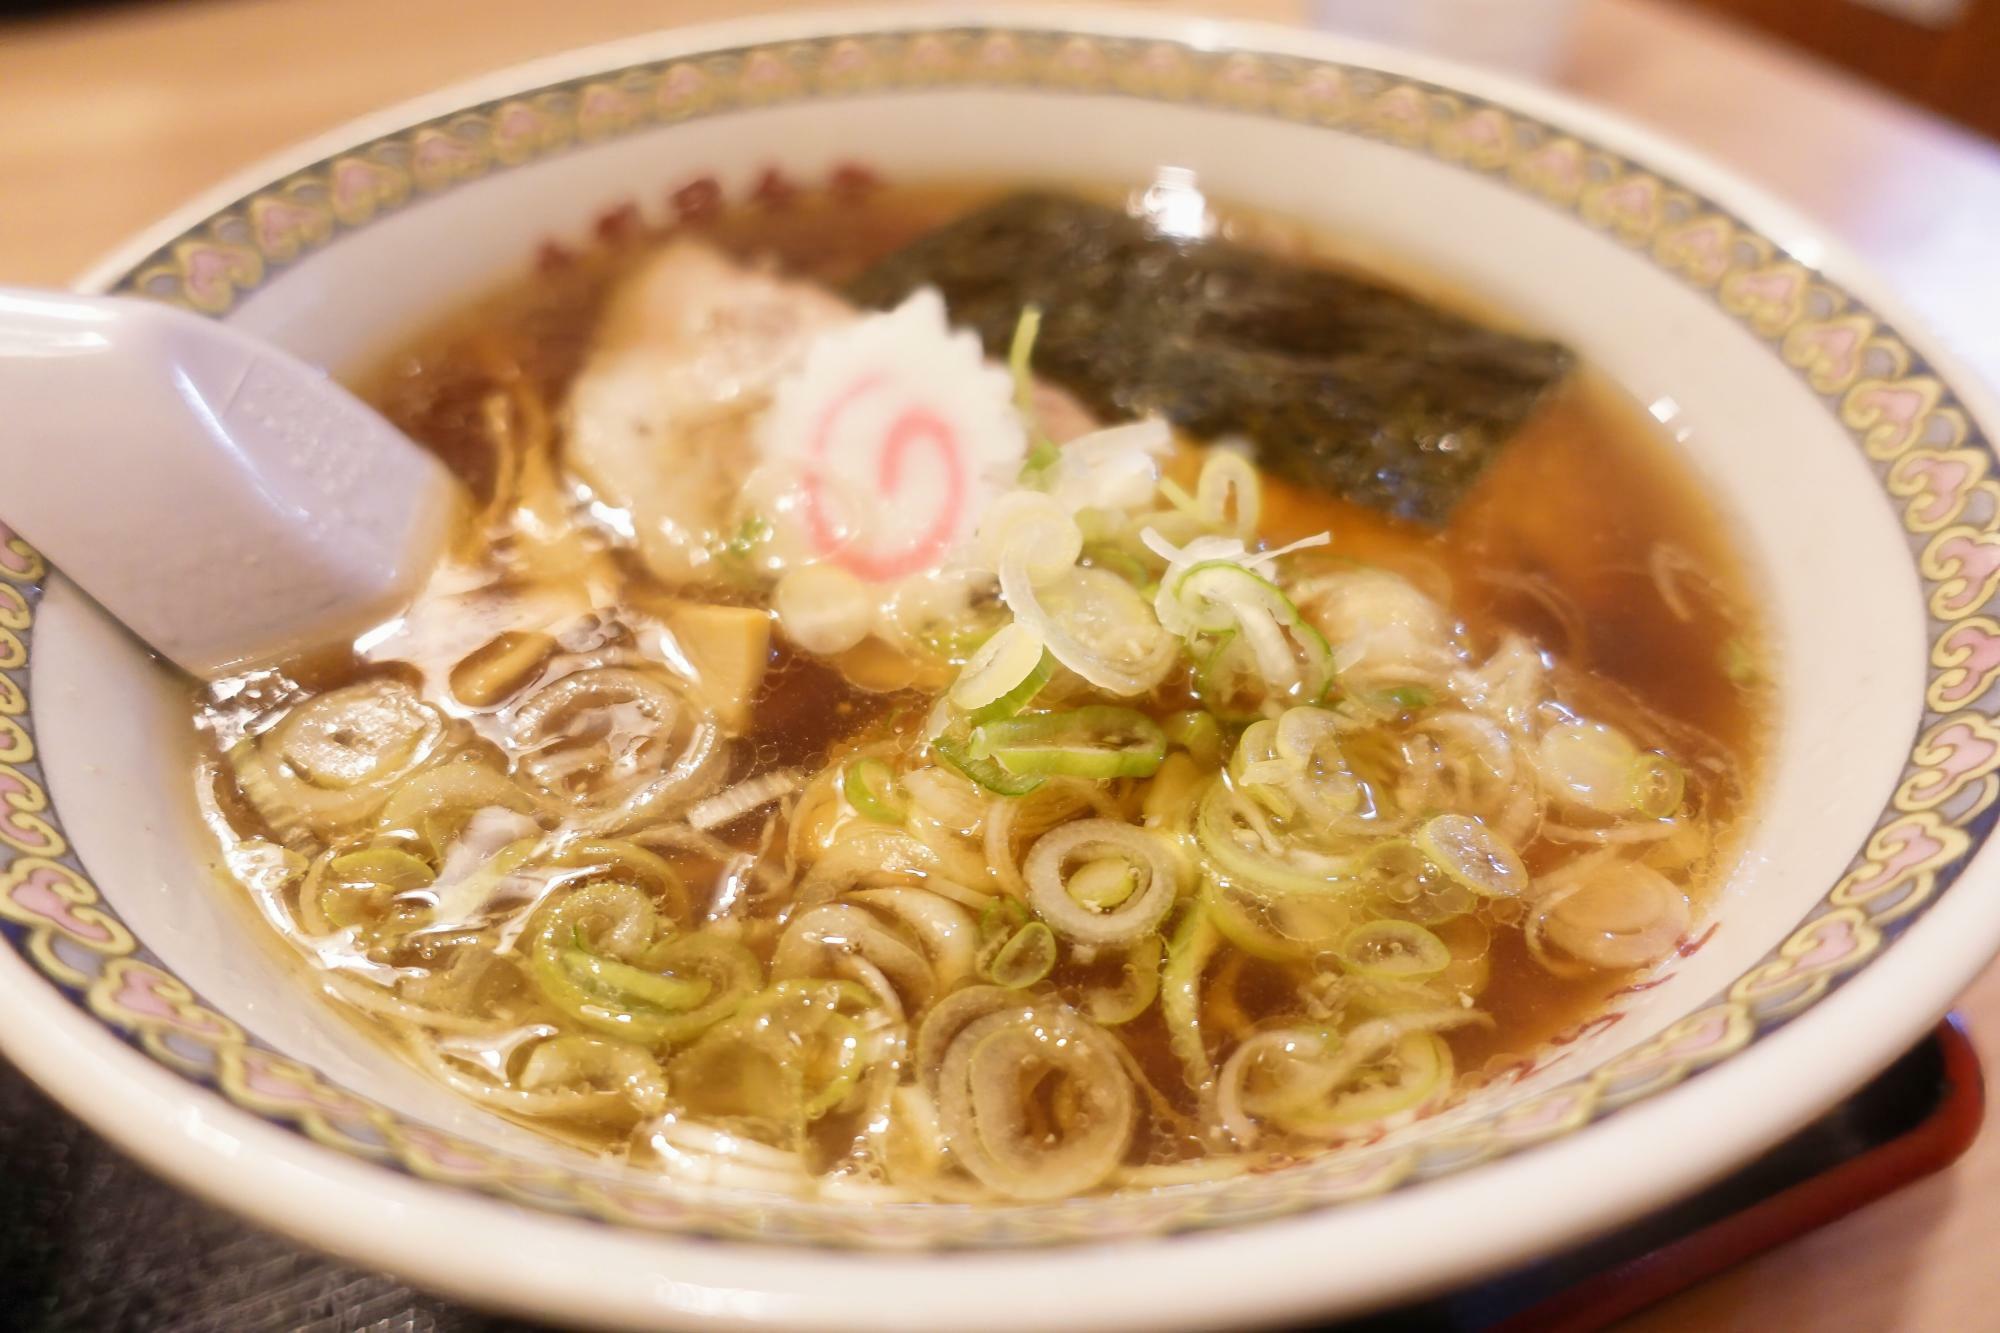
[0,287,461,677]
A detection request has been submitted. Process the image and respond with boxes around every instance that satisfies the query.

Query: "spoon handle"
[0,287,459,677]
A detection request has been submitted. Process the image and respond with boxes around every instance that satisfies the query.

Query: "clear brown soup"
[193,182,1768,1192]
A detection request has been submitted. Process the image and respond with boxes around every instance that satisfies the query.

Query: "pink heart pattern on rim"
[1931,617,2000,709]
[1845,376,1950,459]
[1834,811,1968,922]
[1890,448,1989,530]
[94,959,237,1040]
[1655,214,1737,286]
[1922,525,2000,619]
[2,859,119,946]
[1720,262,1808,336]
[0,786,59,858]
[1782,314,1875,393]
[1899,715,2000,810]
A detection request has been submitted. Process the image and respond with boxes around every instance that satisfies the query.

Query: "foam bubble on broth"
[189,183,1769,1201]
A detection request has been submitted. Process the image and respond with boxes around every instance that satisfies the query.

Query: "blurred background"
[0,2,1996,1330]
[3,0,1995,294]
[1677,0,1995,135]
[1320,0,1998,138]
[7,0,1993,423]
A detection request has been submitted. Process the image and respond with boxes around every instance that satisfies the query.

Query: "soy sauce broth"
[192,179,1770,1181]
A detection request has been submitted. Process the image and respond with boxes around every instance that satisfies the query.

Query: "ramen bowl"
[4,7,1997,1329]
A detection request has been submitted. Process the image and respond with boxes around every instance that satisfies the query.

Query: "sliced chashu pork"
[565,240,1095,586]
[566,241,851,584]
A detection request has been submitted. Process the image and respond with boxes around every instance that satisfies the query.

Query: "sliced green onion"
[735,979,879,1118]
[980,895,1031,946]
[1226,719,1290,809]
[935,1002,1134,1199]
[376,762,540,854]
[670,978,875,1128]
[1204,879,1302,961]
[967,650,1055,727]
[1194,450,1261,538]
[1270,706,1330,763]
[1002,558,1178,697]
[311,870,380,931]
[1366,840,1477,927]
[917,605,1007,663]
[530,891,759,1046]
[1538,720,1642,816]
[1157,475,1200,516]
[517,1033,670,1115]
[1082,937,1163,1025]
[1203,878,1349,962]
[1264,706,1370,826]
[1023,436,1061,474]
[1273,1031,1451,1136]
[1009,304,1043,418]
[1629,751,1686,819]
[773,902,944,1011]
[629,933,762,1043]
[981,493,1085,580]
[327,846,435,891]
[950,622,1047,713]
[792,1025,868,1120]
[1217,1029,1341,1142]
[1194,780,1366,898]
[532,926,708,1034]
[1188,634,1278,727]
[546,838,689,922]
[1068,857,1138,910]
[974,706,1167,780]
[989,922,1058,989]
[774,563,875,656]
[1192,630,1248,711]
[272,679,440,790]
[1009,304,1059,478]
[990,502,1155,685]
[1025,820,1179,946]
[843,757,908,823]
[747,976,880,1017]
[1141,751,1207,857]
[1166,561,1334,705]
[1531,861,1691,973]
[1168,561,1276,633]
[975,896,1032,978]
[233,683,453,845]
[847,887,979,992]
[1376,685,1435,713]
[1083,543,1153,590]
[1162,710,1224,767]
[557,939,714,1013]
[1163,906,1221,1095]
[1337,920,1451,980]
[1414,813,1529,899]
[934,732,1045,797]
[719,513,774,564]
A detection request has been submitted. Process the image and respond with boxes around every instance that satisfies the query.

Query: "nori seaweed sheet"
[846,193,1573,525]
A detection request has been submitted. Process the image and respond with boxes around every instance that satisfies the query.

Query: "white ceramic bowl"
[4,7,1998,1329]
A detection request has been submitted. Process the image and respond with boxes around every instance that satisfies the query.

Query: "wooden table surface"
[3,0,1999,1328]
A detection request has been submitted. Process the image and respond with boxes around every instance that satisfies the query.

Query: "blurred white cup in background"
[1312,0,1585,80]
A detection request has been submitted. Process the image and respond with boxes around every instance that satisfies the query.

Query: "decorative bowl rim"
[0,6,1994,1329]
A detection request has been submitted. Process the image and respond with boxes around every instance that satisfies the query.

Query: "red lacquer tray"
[1312,1018,1983,1332]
